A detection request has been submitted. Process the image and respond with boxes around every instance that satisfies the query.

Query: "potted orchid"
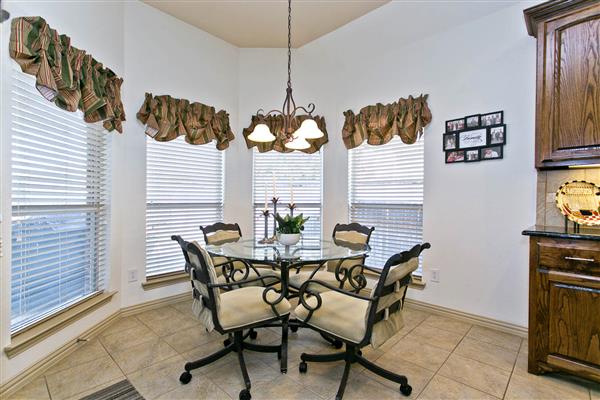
[275,213,309,246]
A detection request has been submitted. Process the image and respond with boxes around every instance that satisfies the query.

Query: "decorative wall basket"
[555,180,600,226]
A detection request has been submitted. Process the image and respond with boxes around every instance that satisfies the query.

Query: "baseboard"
[0,292,191,398]
[120,292,189,317]
[404,298,528,338]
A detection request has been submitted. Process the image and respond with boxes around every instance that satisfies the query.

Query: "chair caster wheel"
[299,361,308,373]
[290,325,299,333]
[224,338,232,347]
[332,340,343,349]
[239,389,251,400]
[280,368,287,374]
[249,330,258,340]
[400,384,412,396]
[179,371,192,384]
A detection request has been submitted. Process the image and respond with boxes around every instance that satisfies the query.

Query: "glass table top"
[205,238,369,264]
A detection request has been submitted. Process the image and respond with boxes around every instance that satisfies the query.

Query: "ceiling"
[142,0,390,48]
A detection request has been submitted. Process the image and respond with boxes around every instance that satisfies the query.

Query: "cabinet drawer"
[538,242,600,276]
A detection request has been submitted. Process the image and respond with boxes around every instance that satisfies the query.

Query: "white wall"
[235,1,537,327]
[0,0,238,384]
[119,1,238,307]
[310,1,538,327]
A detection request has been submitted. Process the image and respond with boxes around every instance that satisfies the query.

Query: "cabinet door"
[537,3,600,167]
[548,282,600,365]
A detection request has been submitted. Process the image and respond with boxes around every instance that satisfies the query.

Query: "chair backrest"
[172,235,221,331]
[332,222,374,245]
[329,223,374,277]
[364,243,430,348]
[200,222,242,245]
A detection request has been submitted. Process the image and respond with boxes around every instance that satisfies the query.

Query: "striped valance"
[243,114,328,154]
[9,17,125,133]
[342,94,431,149]
[136,93,234,150]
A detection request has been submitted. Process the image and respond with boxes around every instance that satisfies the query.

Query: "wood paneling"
[548,283,600,364]
[557,18,600,149]
[525,0,600,168]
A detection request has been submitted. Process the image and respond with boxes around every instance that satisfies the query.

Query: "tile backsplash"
[537,168,600,228]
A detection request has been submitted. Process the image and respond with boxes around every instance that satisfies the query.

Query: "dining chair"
[172,235,291,400]
[288,222,374,293]
[200,222,280,290]
[294,242,431,400]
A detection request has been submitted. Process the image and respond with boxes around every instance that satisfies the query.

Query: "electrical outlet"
[431,268,440,283]
[128,269,138,283]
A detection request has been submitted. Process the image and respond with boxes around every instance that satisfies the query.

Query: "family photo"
[465,149,480,162]
[446,150,465,163]
[481,111,503,126]
[444,133,456,150]
[482,145,503,159]
[490,125,505,145]
[445,118,465,132]
[466,115,480,128]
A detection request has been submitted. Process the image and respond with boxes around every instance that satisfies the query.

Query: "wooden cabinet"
[524,0,600,168]
[528,236,600,382]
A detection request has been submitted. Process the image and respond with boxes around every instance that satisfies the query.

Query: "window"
[10,68,110,333]
[146,137,224,277]
[348,137,424,274]
[253,149,322,246]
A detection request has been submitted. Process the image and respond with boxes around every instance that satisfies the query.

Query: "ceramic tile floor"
[8,300,600,400]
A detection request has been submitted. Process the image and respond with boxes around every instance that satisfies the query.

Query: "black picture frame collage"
[443,111,506,164]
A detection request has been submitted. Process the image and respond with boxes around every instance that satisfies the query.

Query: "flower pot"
[277,233,301,246]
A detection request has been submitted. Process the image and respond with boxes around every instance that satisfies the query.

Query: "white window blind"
[10,67,110,333]
[253,149,322,246]
[349,137,424,274]
[146,137,224,276]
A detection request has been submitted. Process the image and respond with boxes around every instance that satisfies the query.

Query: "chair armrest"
[214,258,276,288]
[262,286,288,319]
[299,279,372,301]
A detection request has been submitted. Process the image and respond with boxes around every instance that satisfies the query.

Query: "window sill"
[142,271,188,290]
[409,275,426,289]
[4,291,116,359]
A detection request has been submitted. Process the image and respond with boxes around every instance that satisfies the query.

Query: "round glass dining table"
[205,238,370,296]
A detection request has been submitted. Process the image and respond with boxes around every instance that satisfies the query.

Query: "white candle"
[290,177,294,204]
[264,186,268,210]
[272,172,277,198]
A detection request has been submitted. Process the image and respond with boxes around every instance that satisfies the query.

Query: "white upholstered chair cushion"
[205,230,241,244]
[334,230,369,245]
[294,290,369,344]
[219,287,291,330]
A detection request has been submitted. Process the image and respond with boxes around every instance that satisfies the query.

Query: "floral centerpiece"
[275,213,309,246]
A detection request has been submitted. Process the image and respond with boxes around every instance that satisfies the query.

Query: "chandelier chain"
[287,0,292,89]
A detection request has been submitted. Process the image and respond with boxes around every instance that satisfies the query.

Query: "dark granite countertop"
[522,225,600,241]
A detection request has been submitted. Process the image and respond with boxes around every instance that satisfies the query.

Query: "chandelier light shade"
[250,0,320,150]
[296,118,324,139]
[248,123,276,142]
[285,135,311,150]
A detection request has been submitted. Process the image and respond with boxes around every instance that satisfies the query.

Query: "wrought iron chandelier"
[247,0,324,150]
